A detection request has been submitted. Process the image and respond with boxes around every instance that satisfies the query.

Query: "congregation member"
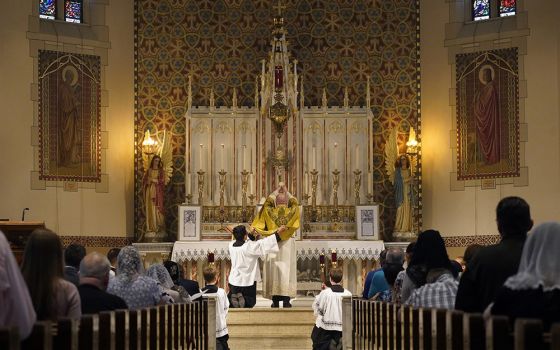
[363,249,386,299]
[393,241,415,304]
[0,231,36,338]
[78,252,127,314]
[402,230,458,309]
[488,222,560,330]
[63,243,86,286]
[201,265,229,350]
[373,249,404,302]
[311,268,352,350]
[107,246,170,309]
[462,244,483,271]
[228,224,283,308]
[106,247,121,277]
[163,260,200,297]
[146,263,188,303]
[455,196,533,312]
[22,229,81,320]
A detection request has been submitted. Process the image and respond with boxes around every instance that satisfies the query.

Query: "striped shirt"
[405,272,458,310]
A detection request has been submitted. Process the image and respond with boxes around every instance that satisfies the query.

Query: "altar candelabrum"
[331,169,340,222]
[353,170,362,205]
[310,169,319,222]
[240,170,249,222]
[197,170,205,205]
[218,170,227,222]
[186,193,193,205]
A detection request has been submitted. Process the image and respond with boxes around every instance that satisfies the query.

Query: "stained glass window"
[500,0,516,17]
[39,0,56,20]
[473,0,490,21]
[65,0,83,23]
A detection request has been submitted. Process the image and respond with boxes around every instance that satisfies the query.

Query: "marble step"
[228,307,315,324]
[227,334,313,350]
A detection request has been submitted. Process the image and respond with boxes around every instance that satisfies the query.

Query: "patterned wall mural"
[135,0,420,241]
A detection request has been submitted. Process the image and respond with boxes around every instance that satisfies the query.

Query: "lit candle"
[242,145,247,171]
[312,147,317,170]
[334,143,338,170]
[355,144,359,170]
[199,144,203,171]
[220,144,225,170]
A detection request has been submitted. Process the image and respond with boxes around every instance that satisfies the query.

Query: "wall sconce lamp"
[142,130,158,155]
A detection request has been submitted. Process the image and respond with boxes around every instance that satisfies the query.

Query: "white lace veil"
[504,222,560,291]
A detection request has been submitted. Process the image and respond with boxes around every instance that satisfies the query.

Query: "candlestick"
[331,250,337,267]
[208,252,215,264]
[241,170,249,221]
[353,169,362,205]
[331,169,340,222]
[319,253,325,266]
[218,170,227,222]
[199,144,203,171]
[220,144,225,170]
[310,168,319,222]
[197,170,205,205]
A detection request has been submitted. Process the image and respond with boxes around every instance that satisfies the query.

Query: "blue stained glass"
[65,0,82,23]
[39,0,56,20]
[473,0,490,21]
[500,0,516,17]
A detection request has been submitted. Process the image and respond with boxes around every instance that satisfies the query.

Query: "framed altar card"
[178,205,201,241]
[356,205,379,240]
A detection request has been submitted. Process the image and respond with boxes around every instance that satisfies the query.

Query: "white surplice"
[312,286,352,332]
[228,234,279,287]
[263,238,297,299]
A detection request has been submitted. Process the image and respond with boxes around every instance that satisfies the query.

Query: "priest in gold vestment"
[251,182,300,307]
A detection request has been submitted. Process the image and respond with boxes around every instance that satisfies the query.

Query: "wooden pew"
[114,310,127,350]
[463,313,485,350]
[78,315,97,350]
[21,321,52,350]
[128,309,140,350]
[0,327,20,350]
[53,318,78,350]
[419,308,431,350]
[486,315,511,350]
[514,318,545,350]
[432,309,447,350]
[446,310,463,350]
[98,311,115,350]
[551,323,560,350]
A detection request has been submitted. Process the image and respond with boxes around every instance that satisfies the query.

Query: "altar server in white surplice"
[311,268,352,350]
[227,225,284,308]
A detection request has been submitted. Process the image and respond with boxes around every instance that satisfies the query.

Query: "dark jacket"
[78,283,128,314]
[455,235,526,312]
[178,278,200,296]
[64,266,80,287]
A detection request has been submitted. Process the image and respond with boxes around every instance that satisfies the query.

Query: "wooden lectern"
[0,221,45,264]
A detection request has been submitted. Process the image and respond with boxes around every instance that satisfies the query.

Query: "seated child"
[228,224,285,308]
[200,265,229,350]
[311,268,352,350]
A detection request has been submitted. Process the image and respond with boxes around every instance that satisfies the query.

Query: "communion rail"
[346,299,560,350]
[0,296,216,350]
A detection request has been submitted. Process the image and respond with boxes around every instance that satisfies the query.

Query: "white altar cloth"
[171,240,385,262]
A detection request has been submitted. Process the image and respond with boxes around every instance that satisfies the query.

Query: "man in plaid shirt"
[405,268,458,309]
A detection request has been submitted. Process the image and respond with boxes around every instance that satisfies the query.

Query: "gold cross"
[273,0,286,16]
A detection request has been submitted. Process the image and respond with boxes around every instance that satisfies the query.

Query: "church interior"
[1,0,560,349]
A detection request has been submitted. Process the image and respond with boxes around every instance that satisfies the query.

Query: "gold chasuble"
[251,197,300,241]
[251,185,299,299]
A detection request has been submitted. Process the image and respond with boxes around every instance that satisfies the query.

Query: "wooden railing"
[343,298,560,350]
[1,296,217,350]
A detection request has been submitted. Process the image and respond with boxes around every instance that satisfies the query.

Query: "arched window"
[473,0,516,21]
[39,0,84,23]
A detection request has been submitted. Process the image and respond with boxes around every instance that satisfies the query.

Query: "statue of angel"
[385,128,414,233]
[142,130,173,234]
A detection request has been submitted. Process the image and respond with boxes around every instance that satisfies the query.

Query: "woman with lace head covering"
[107,246,171,309]
[146,264,191,303]
[489,222,560,330]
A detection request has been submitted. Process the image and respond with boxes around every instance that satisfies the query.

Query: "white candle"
[304,171,309,194]
[186,173,191,194]
[198,144,203,171]
[312,147,317,170]
[220,144,225,170]
[368,172,373,194]
[334,143,338,170]
[242,145,247,171]
[249,173,254,194]
[355,144,359,170]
